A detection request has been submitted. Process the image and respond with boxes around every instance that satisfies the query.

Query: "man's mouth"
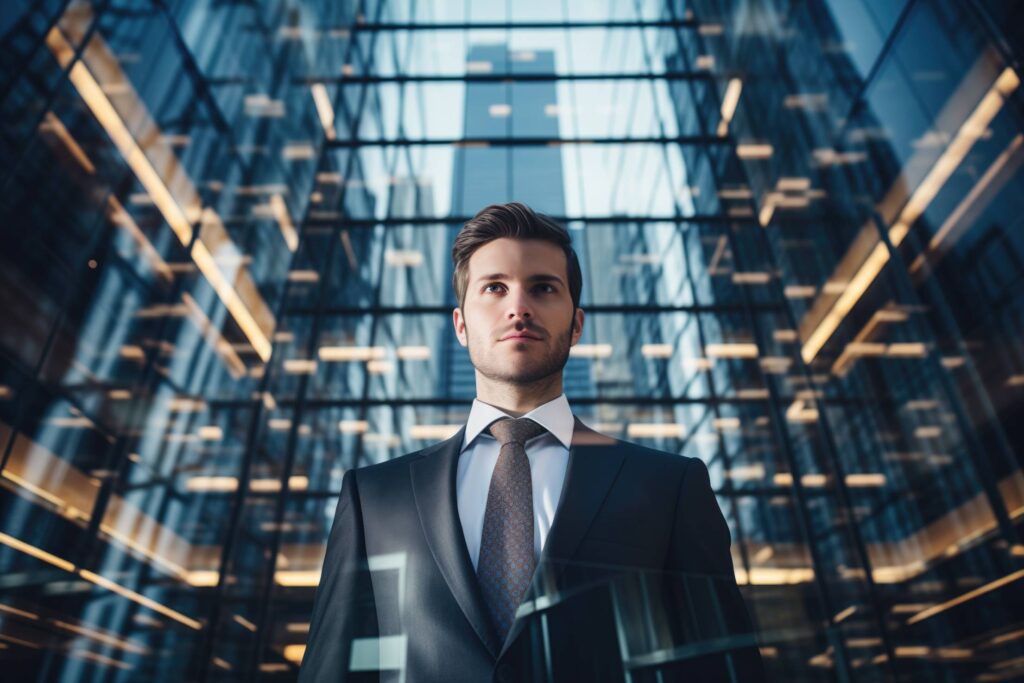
[500,333,541,341]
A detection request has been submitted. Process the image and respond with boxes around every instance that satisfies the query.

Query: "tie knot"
[487,417,546,447]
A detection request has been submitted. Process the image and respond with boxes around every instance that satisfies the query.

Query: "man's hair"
[451,202,583,312]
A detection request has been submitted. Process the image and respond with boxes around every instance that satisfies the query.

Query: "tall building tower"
[445,44,592,404]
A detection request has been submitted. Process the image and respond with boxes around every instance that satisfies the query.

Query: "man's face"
[453,238,584,385]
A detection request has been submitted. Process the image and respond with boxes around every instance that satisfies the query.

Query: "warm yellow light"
[906,568,1024,625]
[800,66,1019,364]
[737,144,773,159]
[397,346,431,360]
[186,476,238,492]
[846,473,887,487]
[250,476,309,492]
[39,111,96,173]
[46,26,275,362]
[0,532,76,572]
[318,346,386,361]
[725,464,763,480]
[339,420,369,434]
[384,249,424,267]
[233,614,258,632]
[78,569,202,630]
[713,417,741,431]
[284,359,318,374]
[641,343,673,358]
[409,424,461,440]
[53,620,150,655]
[366,360,394,374]
[627,423,686,439]
[283,644,306,663]
[706,343,759,358]
[309,83,336,140]
[276,571,321,587]
[570,344,613,358]
[717,78,742,136]
[270,194,298,252]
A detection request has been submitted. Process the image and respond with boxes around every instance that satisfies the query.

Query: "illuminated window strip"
[906,568,1024,626]
[45,27,274,362]
[0,532,201,630]
[801,67,1019,363]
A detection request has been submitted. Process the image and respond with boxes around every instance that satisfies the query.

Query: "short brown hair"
[451,202,582,311]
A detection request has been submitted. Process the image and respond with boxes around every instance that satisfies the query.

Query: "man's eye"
[484,284,504,293]
[536,284,554,293]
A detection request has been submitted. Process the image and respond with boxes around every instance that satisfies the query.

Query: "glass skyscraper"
[0,0,1022,680]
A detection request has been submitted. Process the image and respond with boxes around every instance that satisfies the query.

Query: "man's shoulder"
[348,437,450,482]
[579,423,702,473]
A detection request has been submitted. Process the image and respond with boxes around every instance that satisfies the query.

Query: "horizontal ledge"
[282,303,783,316]
[297,71,715,84]
[301,214,756,226]
[203,395,885,409]
[324,135,731,147]
[334,19,700,31]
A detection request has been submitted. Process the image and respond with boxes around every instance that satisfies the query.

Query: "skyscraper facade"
[0,1,1022,680]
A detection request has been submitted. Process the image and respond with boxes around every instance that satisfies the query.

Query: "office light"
[627,423,686,439]
[339,420,369,433]
[270,194,299,252]
[409,425,461,440]
[717,78,743,136]
[737,144,773,159]
[53,620,150,655]
[397,346,431,360]
[288,269,320,282]
[800,66,1020,364]
[570,344,613,358]
[906,568,1024,625]
[46,26,275,362]
[713,417,742,431]
[384,249,424,267]
[0,532,76,572]
[38,111,95,173]
[705,342,759,358]
[79,569,201,630]
[309,83,336,140]
[186,476,237,492]
[319,346,386,361]
[725,464,763,480]
[197,426,224,441]
[284,359,318,374]
[641,344,673,358]
[367,360,393,374]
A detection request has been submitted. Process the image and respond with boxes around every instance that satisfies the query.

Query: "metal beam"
[298,71,714,85]
[324,134,730,147]
[332,19,700,31]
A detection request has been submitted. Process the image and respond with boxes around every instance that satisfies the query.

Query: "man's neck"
[475,373,563,418]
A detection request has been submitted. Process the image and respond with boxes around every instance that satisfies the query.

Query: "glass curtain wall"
[0,0,1021,681]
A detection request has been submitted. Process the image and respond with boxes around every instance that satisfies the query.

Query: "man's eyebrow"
[475,272,565,286]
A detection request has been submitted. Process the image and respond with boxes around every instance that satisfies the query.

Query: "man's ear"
[570,307,584,345]
[453,307,468,347]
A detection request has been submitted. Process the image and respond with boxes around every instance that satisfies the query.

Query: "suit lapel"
[498,416,624,659]
[410,416,625,662]
[410,425,504,658]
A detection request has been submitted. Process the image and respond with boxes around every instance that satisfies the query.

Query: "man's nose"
[506,288,532,320]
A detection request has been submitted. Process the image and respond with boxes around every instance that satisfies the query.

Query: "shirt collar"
[461,393,574,453]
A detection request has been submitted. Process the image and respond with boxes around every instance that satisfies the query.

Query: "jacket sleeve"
[661,457,766,682]
[298,468,379,682]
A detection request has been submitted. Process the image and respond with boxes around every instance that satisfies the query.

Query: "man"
[299,203,765,681]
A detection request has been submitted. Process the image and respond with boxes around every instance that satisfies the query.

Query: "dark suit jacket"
[298,416,766,682]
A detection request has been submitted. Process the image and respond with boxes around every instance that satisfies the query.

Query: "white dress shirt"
[456,393,575,571]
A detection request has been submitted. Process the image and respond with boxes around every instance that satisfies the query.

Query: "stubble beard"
[465,317,574,386]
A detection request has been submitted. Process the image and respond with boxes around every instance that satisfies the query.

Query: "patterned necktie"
[476,416,547,644]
